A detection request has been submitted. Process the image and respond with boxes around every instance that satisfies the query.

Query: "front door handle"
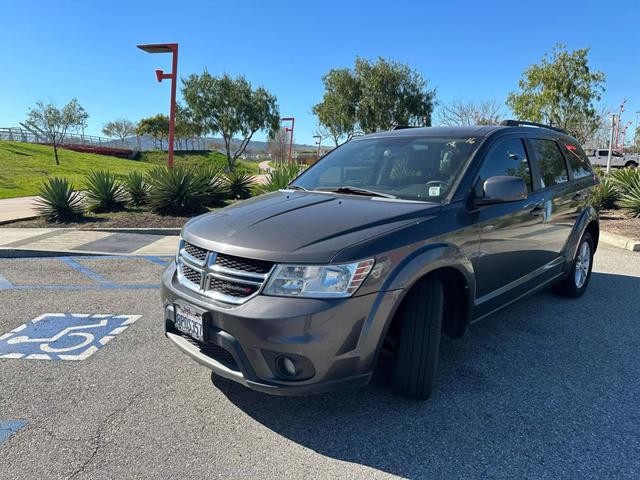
[524,201,545,217]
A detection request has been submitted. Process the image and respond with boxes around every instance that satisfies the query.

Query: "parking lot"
[0,245,639,479]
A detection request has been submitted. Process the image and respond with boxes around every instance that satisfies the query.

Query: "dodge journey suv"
[161,120,599,400]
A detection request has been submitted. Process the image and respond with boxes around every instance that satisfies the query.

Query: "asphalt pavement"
[0,245,639,479]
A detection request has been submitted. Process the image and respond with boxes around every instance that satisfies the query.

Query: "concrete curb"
[0,248,174,258]
[600,231,640,252]
[0,215,40,226]
[0,226,182,235]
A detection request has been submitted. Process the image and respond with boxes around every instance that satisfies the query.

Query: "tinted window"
[531,139,569,188]
[562,142,593,179]
[598,150,608,157]
[295,136,481,201]
[478,138,533,192]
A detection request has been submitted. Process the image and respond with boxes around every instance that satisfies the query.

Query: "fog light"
[277,356,297,376]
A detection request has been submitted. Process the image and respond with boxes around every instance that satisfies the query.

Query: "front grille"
[176,331,238,369]
[181,264,202,285]
[184,242,207,262]
[177,244,272,304]
[215,254,274,274]
[209,278,259,298]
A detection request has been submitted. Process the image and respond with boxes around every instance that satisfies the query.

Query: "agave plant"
[84,170,127,212]
[588,176,619,210]
[146,165,210,215]
[619,173,640,218]
[35,177,84,223]
[609,168,640,195]
[260,163,302,193]
[226,171,255,199]
[123,171,149,206]
[198,164,229,206]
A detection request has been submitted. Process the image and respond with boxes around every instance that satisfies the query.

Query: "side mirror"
[475,175,527,205]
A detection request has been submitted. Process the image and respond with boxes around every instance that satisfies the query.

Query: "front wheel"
[552,232,594,298]
[391,275,444,400]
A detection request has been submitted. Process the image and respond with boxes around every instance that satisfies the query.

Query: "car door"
[471,135,548,310]
[527,137,576,261]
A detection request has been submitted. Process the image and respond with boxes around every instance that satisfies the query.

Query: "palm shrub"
[619,173,640,218]
[146,165,210,215]
[35,177,84,223]
[226,171,255,199]
[260,163,301,193]
[609,168,640,196]
[199,164,229,207]
[123,171,149,206]
[589,176,619,210]
[84,170,127,212]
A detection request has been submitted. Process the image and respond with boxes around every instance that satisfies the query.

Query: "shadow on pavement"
[212,272,640,478]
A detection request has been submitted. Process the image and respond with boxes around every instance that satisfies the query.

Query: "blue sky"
[1,0,638,145]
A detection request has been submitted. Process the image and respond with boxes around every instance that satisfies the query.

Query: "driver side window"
[478,138,533,192]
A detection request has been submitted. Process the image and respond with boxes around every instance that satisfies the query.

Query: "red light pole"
[281,117,295,163]
[137,43,179,168]
[313,134,322,161]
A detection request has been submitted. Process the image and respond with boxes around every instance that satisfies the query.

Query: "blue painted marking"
[0,420,26,445]
[60,257,114,285]
[0,273,13,289]
[146,256,172,266]
[0,313,141,361]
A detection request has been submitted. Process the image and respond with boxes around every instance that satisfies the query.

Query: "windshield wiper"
[316,186,396,199]
[288,184,309,191]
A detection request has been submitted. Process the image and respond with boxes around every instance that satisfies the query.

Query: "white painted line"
[0,353,25,359]
[25,353,51,360]
[120,315,141,326]
[0,333,14,341]
[109,326,127,335]
[99,335,114,345]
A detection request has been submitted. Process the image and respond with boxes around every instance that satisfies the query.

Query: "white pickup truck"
[585,149,639,169]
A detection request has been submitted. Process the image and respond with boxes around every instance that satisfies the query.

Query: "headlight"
[263,259,374,298]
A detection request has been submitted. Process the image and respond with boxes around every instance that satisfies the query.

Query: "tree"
[137,114,169,150]
[313,57,435,144]
[23,99,87,165]
[102,119,137,144]
[506,44,606,144]
[437,99,503,126]
[312,68,359,146]
[634,126,640,151]
[182,72,280,170]
[267,128,290,164]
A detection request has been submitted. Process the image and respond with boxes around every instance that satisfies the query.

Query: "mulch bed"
[599,209,640,241]
[0,207,206,229]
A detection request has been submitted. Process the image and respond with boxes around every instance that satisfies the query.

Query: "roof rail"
[500,120,568,135]
[392,125,418,130]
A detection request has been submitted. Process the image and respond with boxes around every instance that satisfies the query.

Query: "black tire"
[391,275,444,400]
[624,161,638,169]
[552,232,594,298]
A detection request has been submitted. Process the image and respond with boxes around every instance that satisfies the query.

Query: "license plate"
[174,304,203,342]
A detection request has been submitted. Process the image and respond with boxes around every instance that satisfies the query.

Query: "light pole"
[137,43,179,168]
[313,134,322,162]
[281,117,295,163]
[606,114,617,175]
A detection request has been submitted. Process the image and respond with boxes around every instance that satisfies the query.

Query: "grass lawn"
[0,141,154,199]
[140,150,261,174]
[0,142,263,199]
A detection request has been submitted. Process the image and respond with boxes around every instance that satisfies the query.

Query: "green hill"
[0,142,260,199]
[0,141,154,199]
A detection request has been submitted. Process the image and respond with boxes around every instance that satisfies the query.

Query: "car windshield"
[292,136,482,201]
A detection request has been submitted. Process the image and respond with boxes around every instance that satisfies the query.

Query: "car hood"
[182,191,440,263]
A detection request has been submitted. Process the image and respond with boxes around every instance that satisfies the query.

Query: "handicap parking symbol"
[0,313,141,361]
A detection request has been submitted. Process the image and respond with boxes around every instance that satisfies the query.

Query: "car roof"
[354,125,576,141]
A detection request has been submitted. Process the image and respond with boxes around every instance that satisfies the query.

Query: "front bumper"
[161,263,402,396]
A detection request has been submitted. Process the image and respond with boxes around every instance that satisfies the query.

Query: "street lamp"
[137,43,179,168]
[281,117,295,163]
[313,134,322,162]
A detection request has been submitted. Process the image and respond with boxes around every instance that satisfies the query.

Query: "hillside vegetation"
[0,142,260,199]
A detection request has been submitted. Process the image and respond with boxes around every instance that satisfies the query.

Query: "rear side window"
[530,139,569,188]
[478,138,533,192]
[562,142,593,179]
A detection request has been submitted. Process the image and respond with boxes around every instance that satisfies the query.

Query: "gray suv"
[161,120,599,400]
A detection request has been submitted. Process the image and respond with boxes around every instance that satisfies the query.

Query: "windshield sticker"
[466,137,476,144]
[428,185,441,196]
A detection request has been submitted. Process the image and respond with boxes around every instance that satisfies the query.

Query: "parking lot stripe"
[60,257,113,285]
[0,273,13,289]
[0,420,26,446]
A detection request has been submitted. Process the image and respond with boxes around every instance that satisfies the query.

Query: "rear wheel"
[552,232,594,298]
[391,276,443,400]
[624,161,638,169]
